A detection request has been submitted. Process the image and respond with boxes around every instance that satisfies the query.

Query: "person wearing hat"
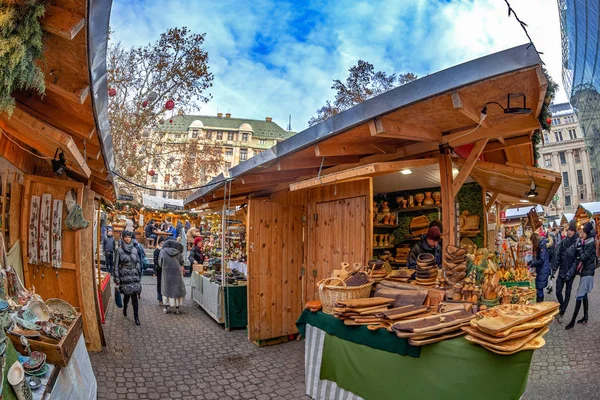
[407,226,442,269]
[551,220,580,322]
[114,230,142,325]
[566,222,597,329]
[188,237,205,268]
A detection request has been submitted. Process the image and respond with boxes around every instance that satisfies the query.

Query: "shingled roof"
[158,114,295,140]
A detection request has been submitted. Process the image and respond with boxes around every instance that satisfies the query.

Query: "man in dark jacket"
[552,220,579,322]
[153,237,165,305]
[102,229,115,273]
[407,227,442,269]
[145,220,158,246]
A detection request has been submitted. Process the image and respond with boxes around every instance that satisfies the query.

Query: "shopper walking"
[529,232,550,303]
[102,228,116,274]
[153,237,166,305]
[566,222,597,330]
[159,239,186,314]
[551,221,579,322]
[114,231,142,325]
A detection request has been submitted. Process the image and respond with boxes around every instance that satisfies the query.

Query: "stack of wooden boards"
[415,253,438,287]
[443,245,467,284]
[333,297,395,326]
[462,302,559,355]
[396,246,410,265]
[386,268,414,283]
[391,308,474,346]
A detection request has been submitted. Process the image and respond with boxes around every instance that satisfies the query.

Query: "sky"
[110,0,565,132]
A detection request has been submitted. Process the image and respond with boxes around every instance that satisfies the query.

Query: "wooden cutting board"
[464,326,549,353]
[481,336,546,355]
[461,325,534,344]
[337,297,395,308]
[395,322,470,339]
[381,305,428,320]
[392,309,473,333]
[408,329,465,346]
[472,302,559,336]
[471,309,558,337]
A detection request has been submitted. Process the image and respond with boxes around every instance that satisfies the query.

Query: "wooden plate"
[392,309,473,333]
[470,309,558,337]
[473,303,559,336]
[408,330,465,346]
[396,322,469,338]
[461,325,534,344]
[480,334,547,355]
[465,326,549,353]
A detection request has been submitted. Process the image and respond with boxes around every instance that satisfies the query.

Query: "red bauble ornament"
[169,119,173,123]
[148,169,156,177]
[108,88,117,97]
[165,99,175,110]
[546,117,552,125]
[142,100,148,107]
[133,144,137,150]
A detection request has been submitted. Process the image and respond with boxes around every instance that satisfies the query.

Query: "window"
[562,171,570,187]
[565,195,571,207]
[580,192,585,200]
[543,154,552,168]
[577,169,584,185]
[559,152,567,165]
[554,131,564,142]
[151,175,158,183]
[227,132,234,141]
[192,129,199,138]
[206,130,212,140]
[224,162,231,171]
[240,148,248,161]
[543,133,549,143]
[568,129,576,139]
[242,133,248,142]
[574,150,581,163]
[216,131,223,140]
[259,139,267,145]
[225,147,233,156]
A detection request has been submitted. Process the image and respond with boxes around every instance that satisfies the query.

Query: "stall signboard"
[500,211,506,221]
[118,194,134,202]
[164,204,183,210]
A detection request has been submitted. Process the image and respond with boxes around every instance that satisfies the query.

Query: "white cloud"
[110,0,566,132]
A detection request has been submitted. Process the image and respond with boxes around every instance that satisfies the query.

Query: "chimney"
[225,113,231,118]
[265,117,272,122]
[217,112,223,118]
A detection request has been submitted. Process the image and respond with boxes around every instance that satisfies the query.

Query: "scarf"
[121,241,135,254]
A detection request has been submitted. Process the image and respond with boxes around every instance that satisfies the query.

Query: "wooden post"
[439,147,456,246]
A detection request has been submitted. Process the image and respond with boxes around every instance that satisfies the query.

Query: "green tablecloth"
[3,339,19,400]
[296,310,421,358]
[224,284,247,329]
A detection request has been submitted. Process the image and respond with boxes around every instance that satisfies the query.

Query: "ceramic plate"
[0,312,11,329]
[18,355,30,365]
[25,363,49,377]
[14,316,40,331]
[25,300,51,322]
[23,351,46,371]
[27,376,41,390]
[0,299,9,312]
[46,298,76,318]
[22,309,38,323]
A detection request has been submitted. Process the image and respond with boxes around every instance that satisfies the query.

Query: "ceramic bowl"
[27,376,41,390]
[23,351,46,371]
[25,363,49,377]
[46,299,76,319]
[25,300,51,322]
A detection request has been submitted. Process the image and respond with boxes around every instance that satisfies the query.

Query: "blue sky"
[110,0,565,131]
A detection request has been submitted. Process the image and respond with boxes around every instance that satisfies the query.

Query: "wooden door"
[247,199,305,342]
[308,196,367,301]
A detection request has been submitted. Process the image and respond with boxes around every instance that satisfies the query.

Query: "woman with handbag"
[566,222,596,330]
[114,230,142,325]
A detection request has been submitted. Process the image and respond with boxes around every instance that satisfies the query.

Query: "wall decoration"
[39,194,52,264]
[28,196,40,264]
[64,189,89,231]
[51,199,63,269]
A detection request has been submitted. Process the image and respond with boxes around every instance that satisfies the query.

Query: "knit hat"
[122,230,133,238]
[426,226,441,241]
[568,220,578,232]
[583,222,594,236]
[194,237,203,246]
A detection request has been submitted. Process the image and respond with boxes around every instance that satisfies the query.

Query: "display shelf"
[391,205,441,213]
[373,224,398,229]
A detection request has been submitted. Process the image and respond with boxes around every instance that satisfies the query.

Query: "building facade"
[146,113,295,198]
[541,102,596,216]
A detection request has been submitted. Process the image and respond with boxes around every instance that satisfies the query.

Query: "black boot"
[134,317,140,326]
[566,299,582,330]
[578,297,589,324]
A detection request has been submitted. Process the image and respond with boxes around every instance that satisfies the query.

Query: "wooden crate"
[8,313,83,367]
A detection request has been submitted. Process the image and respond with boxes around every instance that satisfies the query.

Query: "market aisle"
[90,276,308,400]
[524,272,600,400]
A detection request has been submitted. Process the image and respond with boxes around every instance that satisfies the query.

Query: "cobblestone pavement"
[91,275,600,399]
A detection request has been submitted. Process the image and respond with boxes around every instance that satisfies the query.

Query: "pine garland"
[533,68,559,167]
[0,0,46,115]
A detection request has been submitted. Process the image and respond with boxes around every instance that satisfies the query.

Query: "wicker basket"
[317,277,374,314]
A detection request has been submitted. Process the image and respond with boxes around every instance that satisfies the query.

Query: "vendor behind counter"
[407,226,442,269]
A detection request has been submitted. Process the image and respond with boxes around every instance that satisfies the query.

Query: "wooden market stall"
[574,201,600,227]
[0,0,116,361]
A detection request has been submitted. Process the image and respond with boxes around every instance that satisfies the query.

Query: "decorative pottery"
[0,341,6,356]
[378,235,385,247]
[23,352,46,371]
[381,201,390,213]
[0,312,12,330]
[396,197,406,208]
[14,317,40,331]
[373,235,379,247]
[389,214,396,225]
[24,300,51,322]
[46,298,77,319]
[24,364,49,378]
[408,195,414,208]
[383,215,390,225]
[432,192,441,205]
[0,299,9,312]
[27,376,41,390]
[401,198,408,208]
[8,361,33,400]
[373,202,379,213]
[383,234,389,247]
[423,192,435,206]
[21,310,37,324]
[414,193,425,206]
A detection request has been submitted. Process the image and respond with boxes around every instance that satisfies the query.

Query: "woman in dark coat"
[159,240,186,314]
[566,222,596,330]
[551,220,579,321]
[114,231,142,325]
[529,232,550,303]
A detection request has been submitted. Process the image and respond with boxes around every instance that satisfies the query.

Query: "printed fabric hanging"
[52,199,63,269]
[28,196,40,264]
[39,194,52,264]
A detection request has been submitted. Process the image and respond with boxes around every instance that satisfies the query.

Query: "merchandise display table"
[227,261,247,275]
[297,311,533,400]
[191,272,248,329]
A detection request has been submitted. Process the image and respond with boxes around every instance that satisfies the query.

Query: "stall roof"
[0,0,116,201]
[185,44,553,209]
[577,202,600,216]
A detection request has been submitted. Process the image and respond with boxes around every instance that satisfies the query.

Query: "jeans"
[156,270,162,301]
[556,274,575,315]
[105,252,114,274]
[123,294,139,319]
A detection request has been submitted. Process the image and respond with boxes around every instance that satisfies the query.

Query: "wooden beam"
[534,67,549,117]
[443,115,540,147]
[503,162,563,182]
[452,138,488,197]
[276,156,360,171]
[86,158,107,173]
[314,142,395,157]
[40,5,85,40]
[368,118,442,142]
[45,75,90,105]
[241,168,318,185]
[439,147,456,246]
[16,98,96,141]
[450,91,491,128]
[290,158,438,191]
[198,196,248,210]
[482,136,531,153]
[485,192,500,213]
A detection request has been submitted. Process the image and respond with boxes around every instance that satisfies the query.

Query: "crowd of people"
[101,216,206,326]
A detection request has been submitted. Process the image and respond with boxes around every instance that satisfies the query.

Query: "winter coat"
[145,222,157,238]
[547,235,556,266]
[407,235,442,269]
[102,236,115,253]
[159,240,186,299]
[166,226,177,238]
[133,240,149,274]
[114,241,142,296]
[578,231,597,277]
[176,222,183,238]
[125,219,135,232]
[530,237,551,290]
[188,247,204,265]
[153,247,162,270]
[552,234,579,280]
[184,222,191,231]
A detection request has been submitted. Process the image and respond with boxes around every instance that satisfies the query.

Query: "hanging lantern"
[148,169,156,177]
[165,99,175,110]
[159,118,165,125]
[142,100,148,107]
[147,91,158,102]
[126,166,136,177]
[108,88,117,97]
[546,117,552,125]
